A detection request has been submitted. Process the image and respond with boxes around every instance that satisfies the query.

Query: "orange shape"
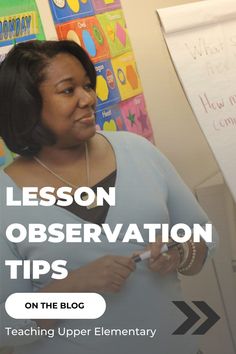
[126,65,138,89]
[0,140,4,155]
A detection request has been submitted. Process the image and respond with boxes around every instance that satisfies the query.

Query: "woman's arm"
[0,235,38,346]
[138,138,219,275]
[156,149,218,261]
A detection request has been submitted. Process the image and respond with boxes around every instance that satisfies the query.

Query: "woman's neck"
[36,139,93,167]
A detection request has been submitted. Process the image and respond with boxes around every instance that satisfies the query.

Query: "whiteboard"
[157,0,236,202]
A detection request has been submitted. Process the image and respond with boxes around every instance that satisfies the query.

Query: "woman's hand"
[36,255,135,329]
[71,255,136,293]
[148,239,180,275]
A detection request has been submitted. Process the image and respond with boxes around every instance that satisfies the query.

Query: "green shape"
[93,25,103,45]
[127,110,136,126]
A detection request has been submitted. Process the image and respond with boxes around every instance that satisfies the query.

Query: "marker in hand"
[132,241,179,263]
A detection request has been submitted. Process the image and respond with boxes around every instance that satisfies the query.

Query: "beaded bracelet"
[176,242,189,268]
[178,239,197,273]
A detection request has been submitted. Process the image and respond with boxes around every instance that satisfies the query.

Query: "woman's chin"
[74,126,97,143]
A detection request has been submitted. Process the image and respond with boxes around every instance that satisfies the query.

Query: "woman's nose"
[77,87,96,108]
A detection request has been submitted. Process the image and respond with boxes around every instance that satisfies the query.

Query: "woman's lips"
[76,113,95,125]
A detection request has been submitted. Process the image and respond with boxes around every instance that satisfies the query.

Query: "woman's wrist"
[177,238,208,275]
[177,239,196,273]
[176,242,189,268]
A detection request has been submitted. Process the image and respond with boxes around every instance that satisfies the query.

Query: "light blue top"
[0,132,218,354]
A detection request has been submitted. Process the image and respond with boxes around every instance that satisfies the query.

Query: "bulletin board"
[0,0,155,170]
[157,0,236,202]
[47,0,154,140]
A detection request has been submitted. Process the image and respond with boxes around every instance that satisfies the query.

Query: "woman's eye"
[62,87,74,94]
[84,83,93,91]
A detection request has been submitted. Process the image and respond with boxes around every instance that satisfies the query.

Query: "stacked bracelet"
[178,239,197,273]
[176,242,189,268]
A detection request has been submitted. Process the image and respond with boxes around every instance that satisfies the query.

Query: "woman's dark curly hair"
[0,40,96,156]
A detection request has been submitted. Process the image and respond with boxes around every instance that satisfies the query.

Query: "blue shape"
[0,156,6,166]
[82,30,96,57]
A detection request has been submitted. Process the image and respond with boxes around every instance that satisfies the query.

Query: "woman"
[0,40,218,354]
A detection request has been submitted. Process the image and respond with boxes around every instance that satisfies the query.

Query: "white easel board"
[157,0,236,202]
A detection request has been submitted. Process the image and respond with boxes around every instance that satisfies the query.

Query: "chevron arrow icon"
[192,301,220,335]
[172,301,220,335]
[172,301,200,335]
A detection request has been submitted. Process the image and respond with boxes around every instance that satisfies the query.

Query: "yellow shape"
[103,120,117,131]
[96,76,109,102]
[106,24,115,42]
[104,0,115,3]
[67,30,81,45]
[66,0,80,12]
[81,0,88,2]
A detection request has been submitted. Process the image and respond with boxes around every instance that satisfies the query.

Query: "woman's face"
[39,53,97,148]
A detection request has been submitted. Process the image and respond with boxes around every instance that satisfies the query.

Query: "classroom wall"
[121,0,219,190]
[119,3,236,352]
[9,0,220,191]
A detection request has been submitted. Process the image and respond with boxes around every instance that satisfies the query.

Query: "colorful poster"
[46,0,154,141]
[120,94,153,138]
[91,0,121,14]
[49,0,94,23]
[0,0,45,46]
[56,16,110,62]
[97,10,132,58]
[112,51,142,101]
[96,103,126,131]
[95,60,120,109]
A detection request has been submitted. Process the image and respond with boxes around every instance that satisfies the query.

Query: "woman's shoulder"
[0,168,9,186]
[4,155,33,171]
[100,131,166,160]
[98,131,177,173]
[2,156,36,188]
[98,131,155,150]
